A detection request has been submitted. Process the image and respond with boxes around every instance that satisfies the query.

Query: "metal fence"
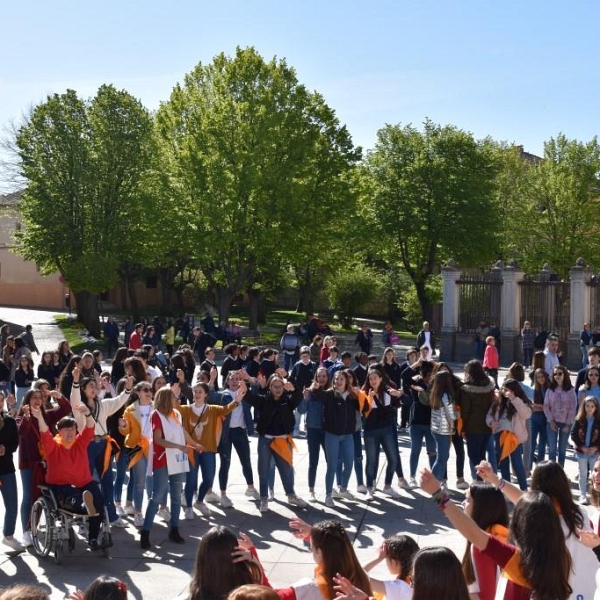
[457,273,502,333]
[520,275,570,340]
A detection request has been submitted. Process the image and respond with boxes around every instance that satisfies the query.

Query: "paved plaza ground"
[0,307,589,599]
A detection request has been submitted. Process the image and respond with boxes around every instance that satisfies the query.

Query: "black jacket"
[313,389,361,435]
[0,413,18,475]
[248,389,303,436]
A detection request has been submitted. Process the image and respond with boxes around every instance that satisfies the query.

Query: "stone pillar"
[568,258,591,370]
[441,259,461,361]
[499,261,524,365]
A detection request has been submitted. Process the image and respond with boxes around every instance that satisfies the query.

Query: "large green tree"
[363,119,501,320]
[498,135,600,277]
[156,46,360,325]
[15,85,156,334]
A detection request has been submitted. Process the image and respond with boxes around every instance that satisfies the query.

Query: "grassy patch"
[54,315,105,355]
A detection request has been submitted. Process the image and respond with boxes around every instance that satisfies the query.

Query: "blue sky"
[1,0,599,189]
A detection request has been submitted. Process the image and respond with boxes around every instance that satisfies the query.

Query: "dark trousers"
[50,482,103,542]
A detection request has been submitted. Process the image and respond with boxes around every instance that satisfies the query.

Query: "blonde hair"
[154,386,175,416]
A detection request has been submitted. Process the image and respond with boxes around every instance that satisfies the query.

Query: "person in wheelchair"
[30,404,106,550]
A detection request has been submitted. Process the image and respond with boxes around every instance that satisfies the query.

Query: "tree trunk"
[248,289,259,331]
[414,279,432,323]
[119,279,128,312]
[126,276,140,322]
[158,267,172,316]
[257,293,267,325]
[216,286,234,324]
[295,266,314,315]
[74,290,100,337]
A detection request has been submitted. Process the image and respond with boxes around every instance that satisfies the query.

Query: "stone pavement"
[0,308,588,599]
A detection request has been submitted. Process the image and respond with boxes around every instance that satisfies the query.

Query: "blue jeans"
[87,439,118,522]
[529,411,547,469]
[324,432,353,494]
[0,472,18,537]
[546,422,570,467]
[185,451,216,505]
[283,353,296,372]
[19,467,34,531]
[409,424,436,477]
[307,428,326,489]
[364,427,398,487]
[143,467,185,530]
[218,427,254,490]
[582,346,590,368]
[486,436,498,472]
[113,450,133,504]
[15,387,30,410]
[522,347,533,368]
[465,433,491,479]
[432,433,452,480]
[578,454,599,496]
[132,455,151,511]
[257,437,294,498]
[494,434,527,491]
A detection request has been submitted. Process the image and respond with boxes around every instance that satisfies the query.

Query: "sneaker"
[133,513,144,527]
[111,517,128,528]
[382,487,401,499]
[287,494,307,508]
[204,491,220,503]
[332,488,342,499]
[184,507,195,520]
[580,495,589,505]
[115,504,125,517]
[268,489,275,501]
[357,484,368,494]
[409,477,417,488]
[324,495,335,508]
[219,495,233,508]
[245,487,260,500]
[456,479,469,490]
[309,491,317,503]
[158,507,171,522]
[88,539,100,551]
[22,531,33,547]
[259,499,269,512]
[337,489,355,500]
[195,502,211,516]
[124,504,136,516]
[367,487,375,499]
[2,537,24,551]
[397,478,410,490]
[82,490,98,516]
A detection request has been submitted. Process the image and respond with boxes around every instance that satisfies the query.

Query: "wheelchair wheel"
[30,497,53,557]
[68,526,76,552]
[54,538,63,564]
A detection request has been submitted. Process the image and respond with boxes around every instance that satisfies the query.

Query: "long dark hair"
[362,364,394,397]
[489,378,530,420]
[429,371,455,409]
[123,357,147,384]
[461,483,509,584]
[530,461,583,537]
[532,368,550,404]
[412,547,470,600]
[549,365,573,391]
[463,360,489,386]
[188,526,262,600]
[310,520,372,600]
[509,491,572,600]
[83,576,127,600]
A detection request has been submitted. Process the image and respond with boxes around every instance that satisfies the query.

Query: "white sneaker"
[367,487,375,499]
[22,531,33,547]
[111,517,128,528]
[324,495,335,508]
[158,507,171,522]
[309,491,317,503]
[133,513,144,527]
[204,491,220,503]
[219,495,233,508]
[259,499,269,513]
[287,494,307,508]
[409,477,417,488]
[124,504,136,516]
[245,487,260,500]
[184,507,195,520]
[195,502,211,516]
[357,484,368,494]
[383,487,401,498]
[115,504,125,517]
[332,488,342,499]
[268,489,275,501]
[337,489,355,500]
[456,479,470,490]
[2,537,23,551]
[397,478,410,490]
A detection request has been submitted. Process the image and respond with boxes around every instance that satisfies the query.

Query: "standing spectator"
[129,323,143,351]
[200,313,215,335]
[103,316,120,359]
[355,324,373,355]
[123,317,135,348]
[0,325,10,352]
[520,320,535,368]
[488,323,501,354]
[543,334,562,373]
[416,322,436,361]
[544,365,577,467]
[309,335,323,365]
[14,356,34,409]
[474,321,489,361]
[533,326,549,352]
[57,340,73,368]
[576,347,600,392]
[482,336,499,389]
[571,396,600,504]
[280,325,300,373]
[165,319,175,357]
[18,325,39,356]
[581,322,593,368]
[0,356,11,398]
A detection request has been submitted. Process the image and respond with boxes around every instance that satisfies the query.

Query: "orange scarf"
[269,435,297,466]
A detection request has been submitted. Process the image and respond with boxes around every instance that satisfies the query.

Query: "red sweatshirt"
[41,426,94,487]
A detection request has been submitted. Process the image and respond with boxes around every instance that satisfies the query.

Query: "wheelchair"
[30,485,112,564]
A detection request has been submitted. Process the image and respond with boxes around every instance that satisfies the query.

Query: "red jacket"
[41,426,94,487]
[483,345,499,369]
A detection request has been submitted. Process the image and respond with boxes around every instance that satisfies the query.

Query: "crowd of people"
[3,316,600,599]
